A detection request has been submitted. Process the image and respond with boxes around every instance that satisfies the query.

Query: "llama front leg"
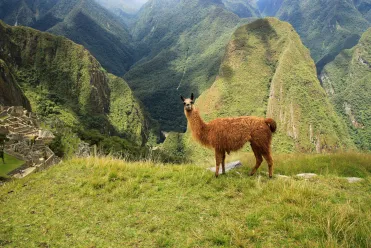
[214,149,223,177]
[222,152,226,174]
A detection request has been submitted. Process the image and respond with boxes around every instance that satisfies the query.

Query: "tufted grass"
[0,154,370,247]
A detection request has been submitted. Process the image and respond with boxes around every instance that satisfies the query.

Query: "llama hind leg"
[214,149,223,177]
[249,144,263,176]
[262,152,274,178]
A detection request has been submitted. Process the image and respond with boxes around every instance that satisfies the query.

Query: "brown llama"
[181,93,277,178]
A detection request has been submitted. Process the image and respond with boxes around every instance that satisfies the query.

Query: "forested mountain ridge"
[0,21,156,156]
[255,0,371,73]
[0,0,135,76]
[321,28,371,150]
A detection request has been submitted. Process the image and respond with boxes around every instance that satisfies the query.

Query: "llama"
[181,93,276,178]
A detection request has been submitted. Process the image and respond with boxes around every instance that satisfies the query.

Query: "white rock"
[296,173,317,179]
[345,177,363,183]
[209,161,242,173]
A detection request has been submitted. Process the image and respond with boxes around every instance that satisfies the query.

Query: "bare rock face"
[0,60,31,110]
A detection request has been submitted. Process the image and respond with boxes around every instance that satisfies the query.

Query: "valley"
[0,0,370,246]
[0,0,370,152]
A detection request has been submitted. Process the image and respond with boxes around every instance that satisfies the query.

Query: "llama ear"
[190,93,194,100]
[180,95,185,102]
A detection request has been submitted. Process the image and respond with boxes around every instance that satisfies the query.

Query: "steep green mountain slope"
[0,0,134,76]
[0,21,155,155]
[0,59,30,110]
[197,18,354,152]
[321,28,371,150]
[256,0,371,73]
[163,18,354,160]
[124,0,244,131]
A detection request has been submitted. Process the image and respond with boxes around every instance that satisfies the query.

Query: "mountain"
[197,18,354,152]
[124,0,244,131]
[353,0,371,22]
[95,0,148,14]
[222,0,260,18]
[256,0,371,73]
[0,0,134,76]
[0,21,156,155]
[321,28,371,150]
[163,18,355,160]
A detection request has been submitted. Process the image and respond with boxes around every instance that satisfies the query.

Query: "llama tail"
[265,118,277,133]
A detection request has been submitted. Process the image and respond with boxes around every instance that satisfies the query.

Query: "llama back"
[207,116,265,151]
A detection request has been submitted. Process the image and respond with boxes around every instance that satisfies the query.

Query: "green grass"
[0,154,370,247]
[0,154,25,178]
[227,152,371,178]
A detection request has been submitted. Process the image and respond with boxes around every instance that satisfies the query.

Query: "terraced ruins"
[0,106,59,178]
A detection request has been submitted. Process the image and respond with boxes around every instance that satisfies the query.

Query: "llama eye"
[191,101,194,104]
[183,103,186,105]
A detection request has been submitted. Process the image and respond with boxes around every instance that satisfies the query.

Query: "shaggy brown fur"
[181,94,276,178]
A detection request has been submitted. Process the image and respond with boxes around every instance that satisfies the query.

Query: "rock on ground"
[209,161,242,173]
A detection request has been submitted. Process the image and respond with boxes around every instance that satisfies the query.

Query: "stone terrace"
[0,106,60,178]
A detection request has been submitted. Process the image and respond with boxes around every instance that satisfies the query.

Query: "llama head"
[180,93,194,112]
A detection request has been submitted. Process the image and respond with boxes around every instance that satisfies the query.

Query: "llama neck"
[185,108,208,145]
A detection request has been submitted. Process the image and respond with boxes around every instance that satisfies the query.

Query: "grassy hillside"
[256,0,371,73]
[0,154,370,247]
[0,21,156,156]
[0,0,134,76]
[163,18,354,161]
[124,0,244,131]
[321,28,371,150]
